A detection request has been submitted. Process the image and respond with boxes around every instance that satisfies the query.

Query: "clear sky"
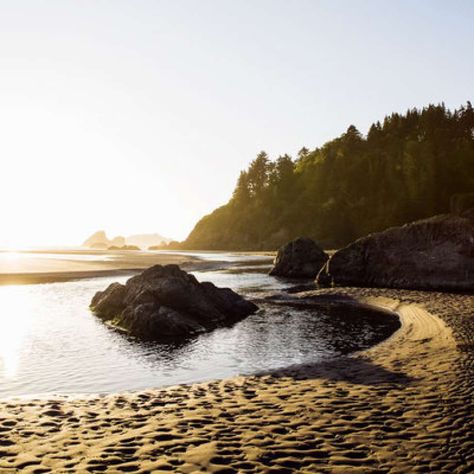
[0,0,473,248]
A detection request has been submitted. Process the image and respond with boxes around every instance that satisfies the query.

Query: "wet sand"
[0,288,472,472]
[0,250,200,285]
[0,249,274,285]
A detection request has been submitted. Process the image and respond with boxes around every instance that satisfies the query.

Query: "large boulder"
[90,264,258,339]
[324,211,474,292]
[269,237,329,279]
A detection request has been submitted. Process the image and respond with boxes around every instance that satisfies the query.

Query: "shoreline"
[0,268,148,286]
[0,252,198,286]
[0,296,400,403]
[0,249,274,286]
[1,288,472,472]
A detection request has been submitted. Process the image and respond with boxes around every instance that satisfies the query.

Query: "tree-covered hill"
[178,103,474,250]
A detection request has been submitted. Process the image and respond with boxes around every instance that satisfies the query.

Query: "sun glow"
[0,2,471,249]
[2,251,20,260]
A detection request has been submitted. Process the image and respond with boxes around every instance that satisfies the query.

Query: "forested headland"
[172,103,474,250]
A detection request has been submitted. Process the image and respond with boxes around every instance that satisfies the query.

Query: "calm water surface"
[0,252,392,399]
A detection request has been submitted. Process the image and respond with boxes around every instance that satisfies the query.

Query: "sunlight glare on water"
[0,285,34,378]
[0,252,396,399]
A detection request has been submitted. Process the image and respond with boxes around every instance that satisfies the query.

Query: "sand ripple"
[0,288,472,473]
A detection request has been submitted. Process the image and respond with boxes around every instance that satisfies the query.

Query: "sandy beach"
[0,250,275,285]
[0,287,472,473]
[1,1,472,472]
[0,250,215,285]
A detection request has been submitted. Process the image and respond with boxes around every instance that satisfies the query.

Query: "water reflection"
[0,285,34,378]
[0,253,397,399]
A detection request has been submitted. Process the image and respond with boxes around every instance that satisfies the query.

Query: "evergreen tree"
[181,103,474,250]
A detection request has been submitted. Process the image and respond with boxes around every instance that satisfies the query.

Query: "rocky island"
[83,231,171,250]
[107,244,141,251]
[90,264,258,338]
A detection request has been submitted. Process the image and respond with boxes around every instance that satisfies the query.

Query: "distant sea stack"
[324,210,474,292]
[269,237,328,279]
[83,231,111,249]
[90,264,258,339]
[107,245,141,251]
[126,234,172,250]
[82,231,172,250]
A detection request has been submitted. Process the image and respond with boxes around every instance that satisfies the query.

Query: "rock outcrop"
[82,232,171,250]
[90,264,258,339]
[269,237,328,279]
[83,230,110,249]
[324,211,474,292]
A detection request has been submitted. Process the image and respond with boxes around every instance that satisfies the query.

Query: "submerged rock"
[269,237,328,279]
[90,264,258,339]
[324,211,474,292]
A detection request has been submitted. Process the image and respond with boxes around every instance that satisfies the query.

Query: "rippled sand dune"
[0,288,472,473]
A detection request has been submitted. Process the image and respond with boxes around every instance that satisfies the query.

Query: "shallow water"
[0,253,394,399]
[0,250,115,263]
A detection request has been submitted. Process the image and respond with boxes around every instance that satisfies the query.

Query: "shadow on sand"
[255,356,414,387]
[254,293,412,387]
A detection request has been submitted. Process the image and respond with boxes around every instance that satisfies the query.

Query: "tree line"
[168,102,474,250]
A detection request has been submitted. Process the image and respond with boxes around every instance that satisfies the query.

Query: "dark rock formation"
[90,264,258,339]
[269,237,329,279]
[324,212,474,292]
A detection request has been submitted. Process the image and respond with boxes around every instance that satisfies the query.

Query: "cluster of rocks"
[91,210,473,341]
[107,245,140,251]
[269,210,474,293]
[90,264,257,339]
[83,231,171,250]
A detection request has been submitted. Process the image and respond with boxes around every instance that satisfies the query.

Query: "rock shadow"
[254,293,411,387]
[256,356,414,387]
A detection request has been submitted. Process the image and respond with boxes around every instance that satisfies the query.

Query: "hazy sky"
[1,0,473,247]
